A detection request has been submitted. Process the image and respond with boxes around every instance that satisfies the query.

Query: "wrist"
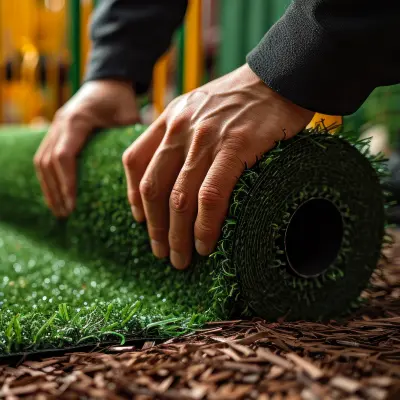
[243,63,314,123]
[83,79,136,95]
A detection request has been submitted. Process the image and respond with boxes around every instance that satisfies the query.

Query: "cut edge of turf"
[208,123,391,321]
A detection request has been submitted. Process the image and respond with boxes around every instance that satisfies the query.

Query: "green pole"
[245,0,272,55]
[217,0,247,76]
[69,0,81,95]
[271,0,291,22]
[175,26,185,96]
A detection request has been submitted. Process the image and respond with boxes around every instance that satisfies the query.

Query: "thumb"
[52,116,93,212]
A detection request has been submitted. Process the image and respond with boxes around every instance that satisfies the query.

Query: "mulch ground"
[0,235,399,400]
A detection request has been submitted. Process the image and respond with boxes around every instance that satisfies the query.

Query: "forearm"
[85,0,188,94]
[247,0,400,115]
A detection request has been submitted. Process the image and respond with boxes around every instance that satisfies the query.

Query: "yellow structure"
[307,114,343,133]
[183,0,203,93]
[152,53,171,117]
[1,0,342,131]
[0,0,93,124]
[152,0,204,117]
[1,0,63,122]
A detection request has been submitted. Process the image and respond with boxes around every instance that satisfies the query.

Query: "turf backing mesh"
[0,125,386,354]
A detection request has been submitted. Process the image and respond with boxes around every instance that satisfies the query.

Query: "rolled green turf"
[0,125,386,353]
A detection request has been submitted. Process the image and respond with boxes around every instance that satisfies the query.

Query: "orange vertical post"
[152,53,170,118]
[0,1,3,123]
[80,0,94,80]
[183,0,203,93]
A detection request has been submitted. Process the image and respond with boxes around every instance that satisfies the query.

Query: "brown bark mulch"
[0,235,399,400]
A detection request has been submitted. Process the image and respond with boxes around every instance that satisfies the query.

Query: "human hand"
[122,64,314,269]
[34,80,140,217]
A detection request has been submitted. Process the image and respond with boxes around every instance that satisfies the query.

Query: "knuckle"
[168,230,182,246]
[122,148,135,168]
[169,232,188,253]
[53,146,70,163]
[192,123,215,148]
[165,115,188,140]
[148,224,168,242]
[170,114,187,129]
[195,219,216,241]
[62,111,87,131]
[139,179,158,202]
[54,109,65,121]
[64,110,82,125]
[194,122,212,139]
[127,188,140,206]
[222,132,249,152]
[170,188,189,214]
[198,185,225,209]
[40,156,52,170]
[221,151,242,172]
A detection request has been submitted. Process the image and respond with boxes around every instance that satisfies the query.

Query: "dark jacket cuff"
[84,44,152,95]
[246,2,377,116]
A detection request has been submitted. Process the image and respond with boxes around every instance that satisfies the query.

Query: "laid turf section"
[0,125,387,353]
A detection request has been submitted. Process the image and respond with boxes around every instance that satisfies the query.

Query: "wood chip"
[229,343,255,357]
[108,346,136,353]
[256,348,293,370]
[142,341,156,350]
[23,358,64,369]
[156,375,174,393]
[362,386,388,400]
[267,366,285,380]
[330,375,361,393]
[219,348,243,362]
[286,353,323,380]
[221,361,262,373]
[7,382,57,396]
[210,383,252,400]
[367,376,393,387]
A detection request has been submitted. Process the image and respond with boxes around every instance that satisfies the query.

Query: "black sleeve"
[247,0,400,115]
[84,0,188,94]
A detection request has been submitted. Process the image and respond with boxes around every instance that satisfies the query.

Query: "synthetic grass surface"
[0,125,386,354]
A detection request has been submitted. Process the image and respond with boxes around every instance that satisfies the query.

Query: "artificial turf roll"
[0,125,387,353]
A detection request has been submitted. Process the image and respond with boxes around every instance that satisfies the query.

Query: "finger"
[41,150,68,217]
[168,141,212,269]
[195,150,245,256]
[34,126,57,208]
[34,126,66,216]
[140,143,184,260]
[122,118,166,223]
[52,118,92,213]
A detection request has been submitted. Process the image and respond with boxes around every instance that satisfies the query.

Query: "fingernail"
[195,239,211,256]
[57,207,68,219]
[57,203,67,217]
[131,206,145,222]
[151,240,169,259]
[170,250,189,270]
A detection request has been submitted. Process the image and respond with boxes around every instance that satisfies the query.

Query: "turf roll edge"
[0,125,386,353]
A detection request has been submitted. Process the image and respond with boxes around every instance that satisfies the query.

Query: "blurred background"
[0,0,399,153]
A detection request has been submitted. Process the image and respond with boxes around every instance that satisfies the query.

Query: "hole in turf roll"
[284,198,343,278]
